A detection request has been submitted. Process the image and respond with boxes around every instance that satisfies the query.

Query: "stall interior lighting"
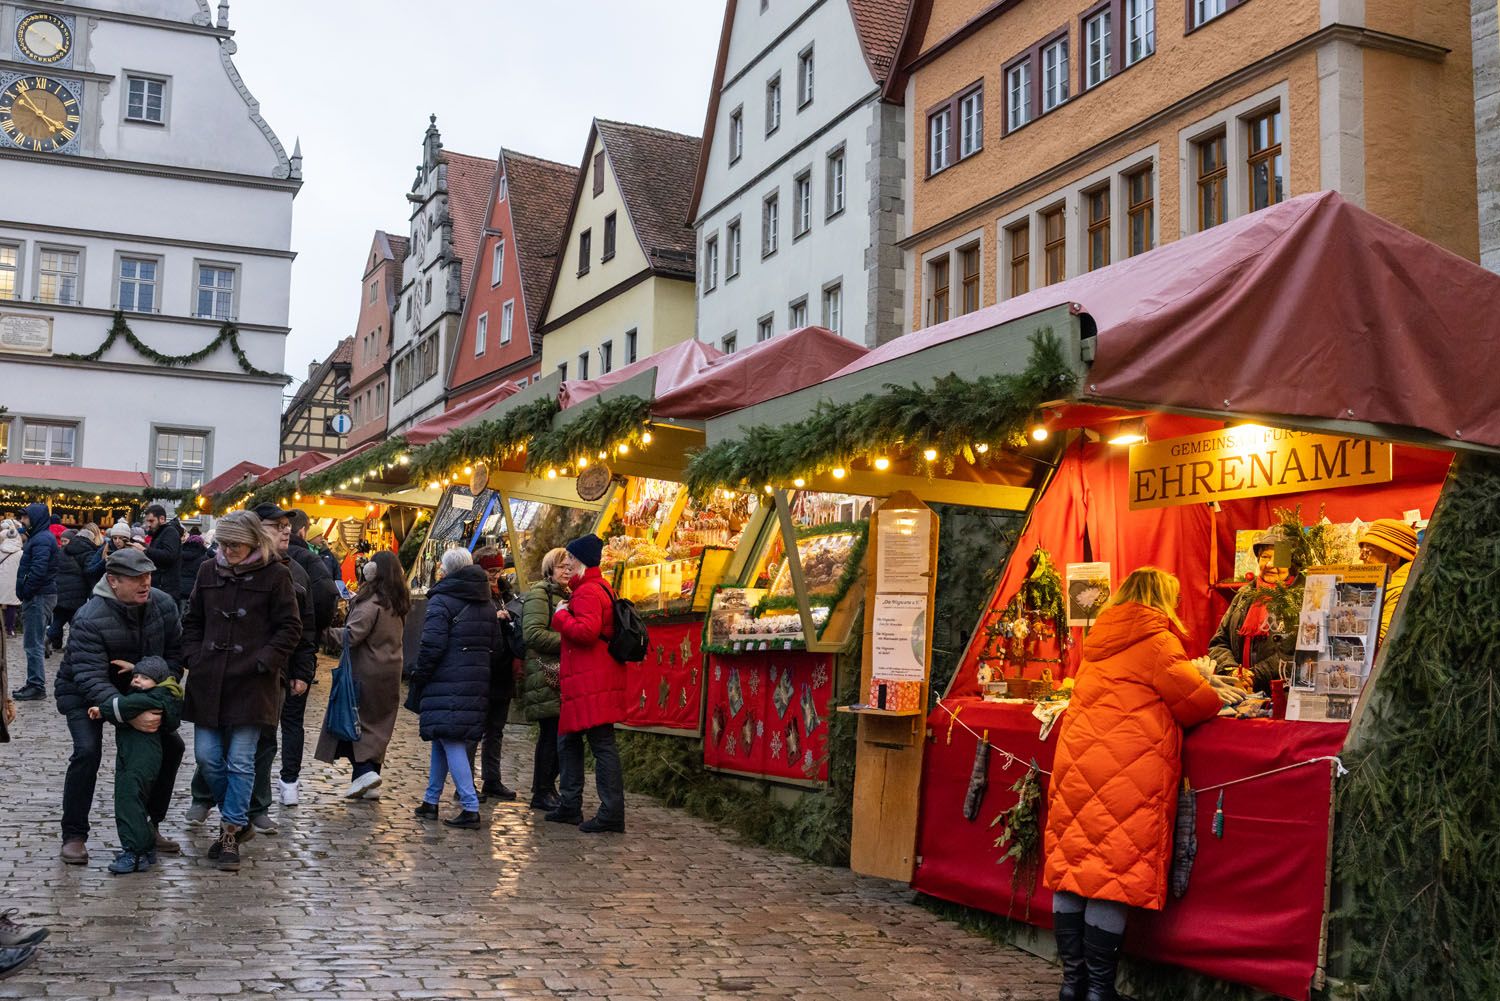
[975,443,989,454]
[1030,426,1049,443]
[831,467,847,480]
[873,456,891,471]
[922,448,938,462]
[1107,418,1149,446]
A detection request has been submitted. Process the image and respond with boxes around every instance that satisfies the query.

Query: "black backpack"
[502,596,527,660]
[584,579,650,664]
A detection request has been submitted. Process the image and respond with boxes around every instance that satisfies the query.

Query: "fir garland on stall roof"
[408,396,560,482]
[683,330,1077,497]
[523,394,653,475]
[298,436,411,496]
[61,311,286,381]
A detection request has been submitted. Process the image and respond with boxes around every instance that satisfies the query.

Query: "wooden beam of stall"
[654,485,690,549]
[797,469,1034,511]
[771,489,822,651]
[498,488,529,591]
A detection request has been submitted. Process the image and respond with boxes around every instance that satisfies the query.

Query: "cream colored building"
[538,119,701,378]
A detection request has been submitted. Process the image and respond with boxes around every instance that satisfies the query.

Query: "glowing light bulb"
[831,467,846,480]
[463,466,473,476]
[599,450,607,460]
[923,448,938,462]
[975,443,990,454]
[873,456,890,471]
[642,431,653,445]
[546,468,558,480]
[617,443,630,455]
[1031,426,1049,443]
[428,481,440,491]
[763,485,773,494]
[578,456,589,469]
[793,478,806,488]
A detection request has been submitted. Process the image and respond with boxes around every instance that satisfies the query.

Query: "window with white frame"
[1085,8,1112,88]
[1192,0,1231,29]
[729,106,744,164]
[126,76,166,124]
[1126,0,1155,64]
[21,420,76,465]
[766,75,782,135]
[117,257,158,313]
[959,88,983,158]
[929,106,952,174]
[798,46,814,108]
[367,280,377,305]
[497,175,508,202]
[762,192,780,257]
[38,249,80,305]
[196,264,235,320]
[789,297,808,329]
[1041,37,1069,112]
[0,244,17,300]
[757,315,774,342]
[475,312,488,357]
[1006,61,1033,131]
[492,239,505,285]
[704,234,719,292]
[726,219,742,279]
[153,430,206,490]
[793,171,812,237]
[821,283,842,336]
[500,300,514,345]
[826,147,846,217]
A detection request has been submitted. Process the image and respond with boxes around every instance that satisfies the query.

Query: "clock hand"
[14,92,44,117]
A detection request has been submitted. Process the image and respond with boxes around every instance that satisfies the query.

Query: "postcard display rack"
[699,491,868,783]
[603,478,746,736]
[1288,565,1387,722]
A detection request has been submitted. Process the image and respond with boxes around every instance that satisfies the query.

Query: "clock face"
[16,11,71,65]
[0,76,81,153]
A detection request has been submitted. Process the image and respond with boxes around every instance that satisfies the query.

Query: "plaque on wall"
[0,314,53,355]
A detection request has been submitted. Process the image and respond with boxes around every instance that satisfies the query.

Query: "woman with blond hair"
[519,546,572,811]
[1042,567,1222,1001]
[181,510,302,872]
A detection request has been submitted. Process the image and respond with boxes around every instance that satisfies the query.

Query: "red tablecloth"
[621,617,706,734]
[912,699,1346,1000]
[703,651,833,782]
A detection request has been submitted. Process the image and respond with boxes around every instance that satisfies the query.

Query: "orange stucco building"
[889,0,1479,331]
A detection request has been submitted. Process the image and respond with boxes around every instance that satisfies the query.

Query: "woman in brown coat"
[181,511,302,872]
[316,550,410,800]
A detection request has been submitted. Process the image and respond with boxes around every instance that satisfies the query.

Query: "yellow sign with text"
[1128,427,1392,510]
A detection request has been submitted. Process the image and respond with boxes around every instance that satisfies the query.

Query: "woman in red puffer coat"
[547,534,625,834]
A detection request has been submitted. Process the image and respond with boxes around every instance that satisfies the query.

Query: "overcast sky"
[227,1,724,401]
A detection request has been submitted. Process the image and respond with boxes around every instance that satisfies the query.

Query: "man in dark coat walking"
[53,548,184,865]
[47,526,99,654]
[12,502,59,701]
[142,505,184,603]
[288,509,338,634]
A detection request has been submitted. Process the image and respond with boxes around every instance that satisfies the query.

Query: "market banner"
[702,651,833,783]
[1129,428,1392,510]
[621,618,705,734]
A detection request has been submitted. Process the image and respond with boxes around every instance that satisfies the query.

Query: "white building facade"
[0,0,298,491]
[689,0,907,351]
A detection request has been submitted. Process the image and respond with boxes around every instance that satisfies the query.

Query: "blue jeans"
[558,724,624,824]
[21,594,55,691]
[194,725,261,828]
[424,739,479,812]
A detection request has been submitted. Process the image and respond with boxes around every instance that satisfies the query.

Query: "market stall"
[0,463,199,524]
[689,192,1500,999]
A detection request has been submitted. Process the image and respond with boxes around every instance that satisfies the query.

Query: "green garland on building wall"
[683,331,1077,497]
[408,397,561,482]
[523,395,653,475]
[62,311,286,381]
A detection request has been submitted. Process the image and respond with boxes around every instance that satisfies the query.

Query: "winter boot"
[1082,923,1125,1001]
[1053,909,1087,1001]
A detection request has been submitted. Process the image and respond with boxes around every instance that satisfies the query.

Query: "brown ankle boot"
[60,839,88,866]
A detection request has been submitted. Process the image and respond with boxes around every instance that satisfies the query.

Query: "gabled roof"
[687,0,913,222]
[500,149,579,331]
[256,451,333,487]
[384,233,409,289]
[596,119,700,278]
[284,336,353,417]
[329,336,353,366]
[440,150,499,293]
[201,460,268,498]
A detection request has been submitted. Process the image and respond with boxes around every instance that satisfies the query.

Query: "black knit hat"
[133,656,171,684]
[565,534,604,568]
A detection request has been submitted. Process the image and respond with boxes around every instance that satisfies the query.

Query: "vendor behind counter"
[1206,527,1295,693]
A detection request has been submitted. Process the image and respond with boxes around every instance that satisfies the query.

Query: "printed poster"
[1065,563,1112,627]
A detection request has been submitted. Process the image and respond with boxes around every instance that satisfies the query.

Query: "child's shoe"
[107,851,151,875]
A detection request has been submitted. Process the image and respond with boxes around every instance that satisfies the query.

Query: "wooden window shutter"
[593,151,605,196]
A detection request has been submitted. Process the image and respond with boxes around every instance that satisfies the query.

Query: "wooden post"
[848,491,940,881]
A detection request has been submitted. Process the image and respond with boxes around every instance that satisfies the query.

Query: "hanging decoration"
[977,546,1070,677]
[990,760,1044,905]
[523,395,653,476]
[61,311,285,380]
[962,733,991,821]
[682,330,1076,497]
[0,483,198,516]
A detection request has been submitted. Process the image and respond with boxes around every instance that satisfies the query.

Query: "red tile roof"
[329,335,354,365]
[596,120,701,279]
[847,0,912,82]
[501,150,579,333]
[440,150,499,294]
[201,460,268,498]
[385,233,409,289]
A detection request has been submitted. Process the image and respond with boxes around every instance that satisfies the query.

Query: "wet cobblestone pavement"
[0,645,1060,1000]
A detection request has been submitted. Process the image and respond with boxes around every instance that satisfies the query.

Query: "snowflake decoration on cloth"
[714,663,722,683]
[726,734,738,755]
[803,749,814,772]
[755,719,764,738]
[770,732,783,759]
[811,662,829,689]
[748,671,761,697]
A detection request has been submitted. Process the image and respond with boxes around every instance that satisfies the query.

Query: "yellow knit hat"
[1358,519,1418,562]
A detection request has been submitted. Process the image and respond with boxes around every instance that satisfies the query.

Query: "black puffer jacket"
[54,579,183,718]
[289,536,338,633]
[414,565,495,742]
[178,539,209,598]
[144,519,184,600]
[283,555,318,686]
[55,534,98,612]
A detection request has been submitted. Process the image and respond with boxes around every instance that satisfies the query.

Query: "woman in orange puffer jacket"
[1042,567,1221,1001]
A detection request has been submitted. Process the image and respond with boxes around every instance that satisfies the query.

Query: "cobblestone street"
[1,645,1060,1000]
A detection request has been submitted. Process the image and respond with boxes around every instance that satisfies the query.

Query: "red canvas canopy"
[560,338,723,409]
[200,460,268,498]
[0,463,152,492]
[255,452,331,487]
[300,441,379,480]
[833,191,1500,450]
[404,381,519,446]
[651,326,869,420]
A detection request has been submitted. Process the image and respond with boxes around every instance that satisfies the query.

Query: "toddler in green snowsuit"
[89,656,183,875]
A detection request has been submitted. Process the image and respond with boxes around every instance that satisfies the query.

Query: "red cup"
[1271,679,1288,719]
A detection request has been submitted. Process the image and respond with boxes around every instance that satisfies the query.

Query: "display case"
[407,485,596,594]
[407,485,505,594]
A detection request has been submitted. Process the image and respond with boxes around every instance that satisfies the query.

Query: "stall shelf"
[691,192,1500,999]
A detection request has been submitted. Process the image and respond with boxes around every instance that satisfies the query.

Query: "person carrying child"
[88,655,183,875]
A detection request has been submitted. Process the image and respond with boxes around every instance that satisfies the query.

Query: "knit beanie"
[565,534,604,568]
[133,656,171,684]
[107,520,133,540]
[1359,518,1418,562]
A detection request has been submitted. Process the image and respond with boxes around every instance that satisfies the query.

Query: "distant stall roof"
[200,461,269,497]
[560,338,723,409]
[404,382,520,447]
[651,326,869,420]
[255,452,332,487]
[828,191,1500,450]
[0,463,151,494]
